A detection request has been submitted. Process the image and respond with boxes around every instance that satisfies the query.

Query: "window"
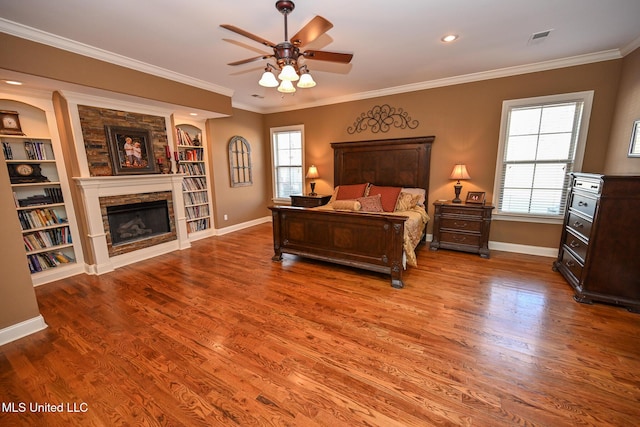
[271,125,305,202]
[493,91,593,222]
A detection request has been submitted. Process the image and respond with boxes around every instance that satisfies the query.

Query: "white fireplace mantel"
[74,174,190,274]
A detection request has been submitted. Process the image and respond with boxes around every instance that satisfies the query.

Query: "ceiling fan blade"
[303,50,353,64]
[220,24,276,48]
[227,55,274,66]
[290,16,333,47]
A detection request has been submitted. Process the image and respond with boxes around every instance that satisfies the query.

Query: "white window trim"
[491,90,594,224]
[270,124,306,204]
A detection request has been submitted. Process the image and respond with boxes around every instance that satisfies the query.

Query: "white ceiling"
[1,0,640,114]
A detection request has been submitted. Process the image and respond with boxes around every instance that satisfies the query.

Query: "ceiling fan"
[220,0,354,92]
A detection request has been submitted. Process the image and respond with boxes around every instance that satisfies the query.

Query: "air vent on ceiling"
[528,29,553,45]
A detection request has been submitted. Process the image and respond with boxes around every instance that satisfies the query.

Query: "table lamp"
[306,165,319,195]
[449,164,470,203]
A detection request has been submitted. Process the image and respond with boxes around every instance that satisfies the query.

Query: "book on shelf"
[27,251,75,273]
[2,141,13,160]
[176,128,203,147]
[24,141,48,160]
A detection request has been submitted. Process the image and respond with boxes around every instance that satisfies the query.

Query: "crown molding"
[258,49,623,114]
[0,18,234,98]
[621,35,640,56]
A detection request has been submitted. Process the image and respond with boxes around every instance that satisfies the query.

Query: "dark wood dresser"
[553,173,640,313]
[430,201,494,258]
[290,194,331,208]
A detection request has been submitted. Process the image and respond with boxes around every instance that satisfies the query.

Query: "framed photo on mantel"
[105,125,158,175]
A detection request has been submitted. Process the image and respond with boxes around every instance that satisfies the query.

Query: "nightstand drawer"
[439,231,481,247]
[441,206,484,218]
[440,217,482,233]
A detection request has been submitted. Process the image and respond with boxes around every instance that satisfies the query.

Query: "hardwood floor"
[1,222,639,426]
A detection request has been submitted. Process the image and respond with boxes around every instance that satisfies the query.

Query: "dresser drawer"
[439,231,481,247]
[563,230,588,263]
[559,249,583,283]
[566,212,593,239]
[569,193,597,218]
[574,178,601,194]
[441,206,483,218]
[440,217,482,233]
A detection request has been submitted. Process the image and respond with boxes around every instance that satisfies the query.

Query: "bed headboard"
[331,136,435,206]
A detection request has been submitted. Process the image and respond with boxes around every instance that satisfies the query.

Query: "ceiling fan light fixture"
[277,79,296,93]
[258,69,279,87]
[278,64,299,81]
[297,72,316,88]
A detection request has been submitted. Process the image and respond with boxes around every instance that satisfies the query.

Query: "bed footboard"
[269,206,407,288]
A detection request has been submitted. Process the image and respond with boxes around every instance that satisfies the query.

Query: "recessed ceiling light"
[441,34,458,43]
[189,113,198,116]
[4,80,23,85]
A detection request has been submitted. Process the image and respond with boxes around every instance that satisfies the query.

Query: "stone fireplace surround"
[74,175,190,274]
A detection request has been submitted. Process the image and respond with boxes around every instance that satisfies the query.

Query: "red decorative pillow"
[336,183,369,200]
[367,185,402,212]
[357,194,384,212]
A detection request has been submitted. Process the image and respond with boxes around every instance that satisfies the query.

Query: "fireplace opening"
[107,200,170,246]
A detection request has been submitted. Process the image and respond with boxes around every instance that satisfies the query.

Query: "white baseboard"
[0,315,47,346]
[425,234,556,257]
[215,216,272,236]
[489,241,557,258]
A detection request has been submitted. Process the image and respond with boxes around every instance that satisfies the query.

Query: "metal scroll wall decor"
[347,104,419,134]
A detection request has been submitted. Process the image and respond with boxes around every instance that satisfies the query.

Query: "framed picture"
[105,125,157,175]
[466,191,486,204]
[0,110,25,135]
[628,120,640,157]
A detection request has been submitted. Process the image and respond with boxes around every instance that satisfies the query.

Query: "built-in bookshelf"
[175,123,213,237]
[2,135,79,282]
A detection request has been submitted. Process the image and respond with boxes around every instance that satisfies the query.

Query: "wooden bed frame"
[269,136,434,288]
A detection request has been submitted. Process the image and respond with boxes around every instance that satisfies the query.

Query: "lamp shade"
[277,79,296,93]
[306,165,320,179]
[449,164,471,182]
[258,70,279,87]
[297,72,316,88]
[278,64,299,81]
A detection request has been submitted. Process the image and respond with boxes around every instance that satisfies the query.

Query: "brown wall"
[604,48,640,173]
[0,33,233,116]
[0,159,41,329]
[207,108,269,228]
[263,59,627,248]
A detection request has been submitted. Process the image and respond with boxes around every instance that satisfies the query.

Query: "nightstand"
[290,194,331,208]
[430,201,494,258]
